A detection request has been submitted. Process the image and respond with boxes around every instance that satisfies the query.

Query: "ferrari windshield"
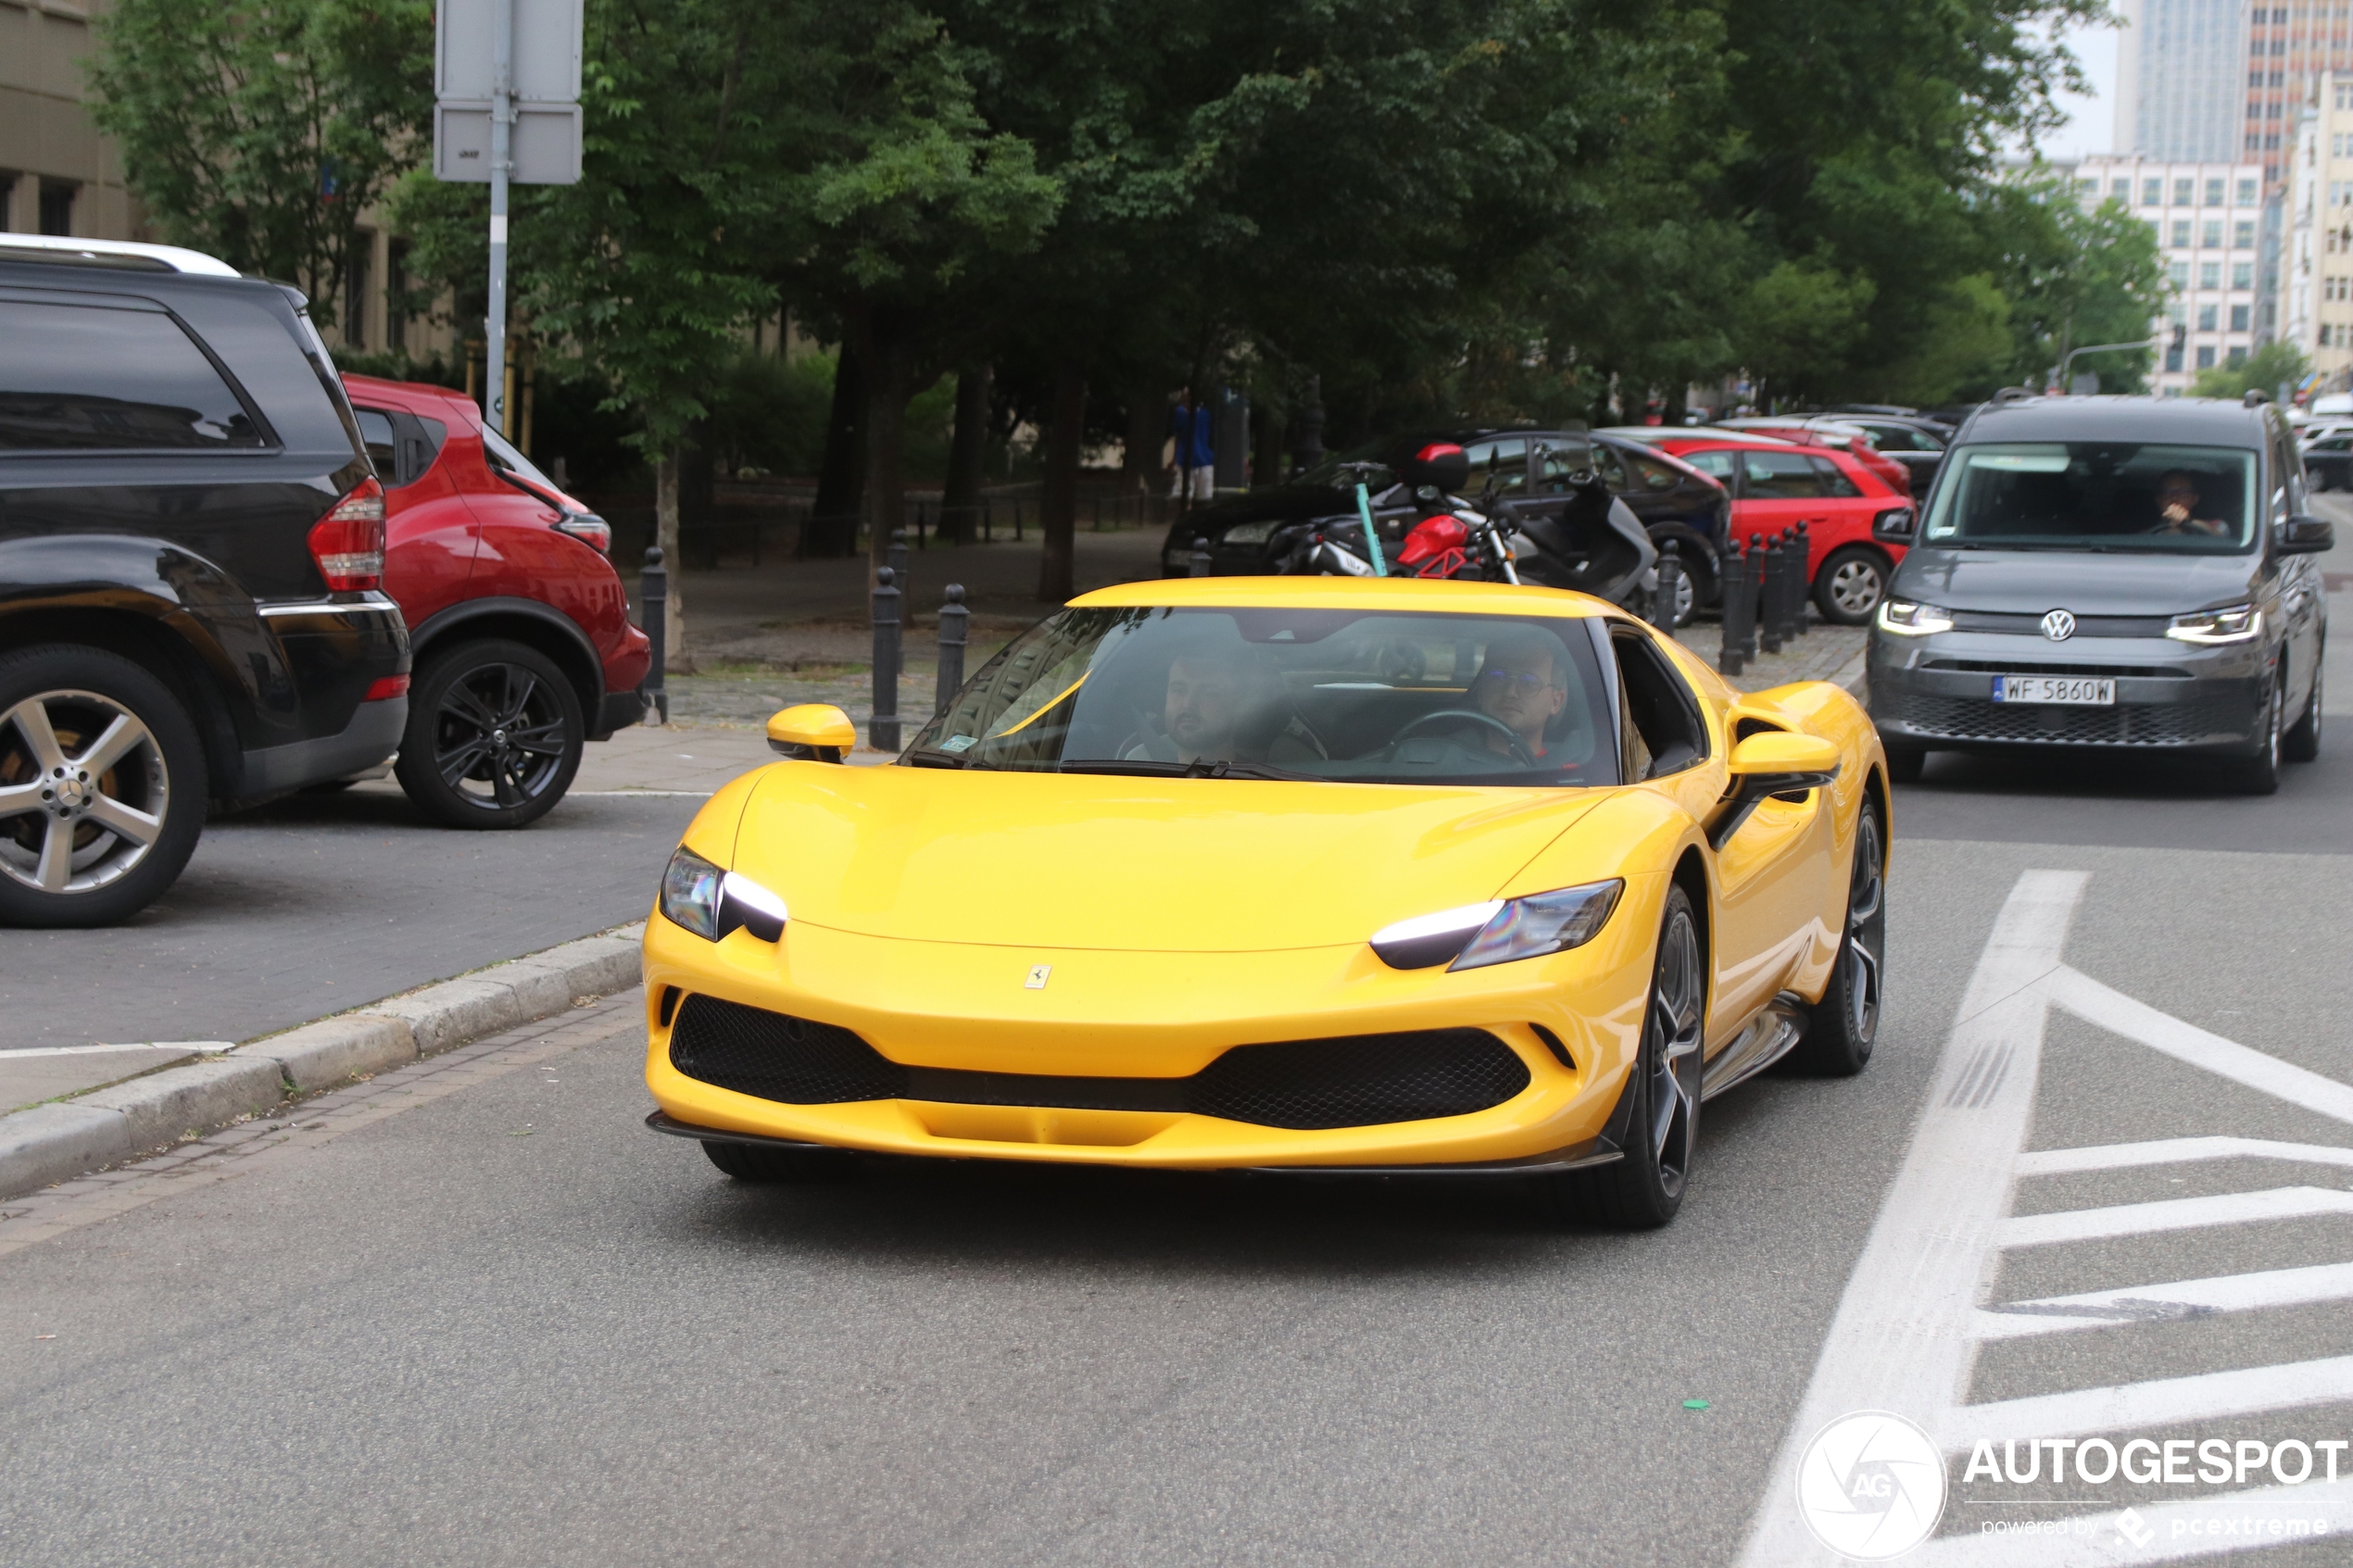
[909,606,1620,787]
[1922,442,2260,552]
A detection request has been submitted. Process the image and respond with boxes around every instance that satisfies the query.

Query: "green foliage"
[2192,340,2310,402]
[86,0,432,331]
[699,353,838,478]
[1982,184,2169,397]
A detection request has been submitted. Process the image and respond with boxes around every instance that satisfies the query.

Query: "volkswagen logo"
[2040,608,2077,642]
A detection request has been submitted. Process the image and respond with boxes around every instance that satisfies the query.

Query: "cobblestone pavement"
[1669,613,1869,693]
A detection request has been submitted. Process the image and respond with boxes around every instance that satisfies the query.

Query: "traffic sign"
[434,103,582,185]
[435,0,581,103]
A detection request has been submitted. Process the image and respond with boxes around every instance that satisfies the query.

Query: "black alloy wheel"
[2235,667,2284,796]
[1814,546,1891,625]
[396,639,584,830]
[1783,801,1885,1076]
[0,646,206,928]
[1548,884,1705,1229]
[702,1138,858,1183]
[2284,652,2322,763]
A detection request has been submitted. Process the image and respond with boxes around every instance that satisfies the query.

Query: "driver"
[2152,470,2229,538]
[1465,628,1567,760]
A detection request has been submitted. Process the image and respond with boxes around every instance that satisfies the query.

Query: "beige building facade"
[2283,73,2353,393]
[1,0,136,241]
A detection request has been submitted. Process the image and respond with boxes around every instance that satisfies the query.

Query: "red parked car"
[1629,433,1913,624]
[343,375,650,827]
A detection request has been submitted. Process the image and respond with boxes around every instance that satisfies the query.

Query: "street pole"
[484,0,513,436]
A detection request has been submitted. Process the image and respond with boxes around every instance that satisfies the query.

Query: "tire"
[1781,799,1885,1076]
[2284,651,2322,763]
[701,1138,856,1183]
[395,639,584,829]
[0,646,207,928]
[1814,546,1892,625]
[1883,743,1925,784]
[1543,885,1704,1230]
[2235,667,2284,795]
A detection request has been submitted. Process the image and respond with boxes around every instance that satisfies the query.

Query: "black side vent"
[669,995,907,1104]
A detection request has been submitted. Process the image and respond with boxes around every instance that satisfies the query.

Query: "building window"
[2237,178,2258,206]
[2200,261,2221,289]
[2234,262,2254,289]
[2233,220,2255,248]
[37,181,76,237]
[2202,220,2223,248]
[2166,343,2185,372]
[2174,177,2195,205]
[2266,134,2282,151]
[2144,178,2162,205]
[2198,304,2219,330]
[2172,220,2193,247]
[2196,345,2218,369]
[2231,304,2251,332]
[2227,345,2247,368]
[2113,178,2131,198]
[2248,132,2266,151]
[2205,177,2225,205]
[2170,260,2191,290]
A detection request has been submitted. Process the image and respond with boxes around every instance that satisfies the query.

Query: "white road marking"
[1975,1261,2353,1340]
[1996,1186,2353,1248]
[0,1041,230,1059]
[2017,1136,2353,1176]
[1738,869,2353,1565]
[1940,1354,2353,1448]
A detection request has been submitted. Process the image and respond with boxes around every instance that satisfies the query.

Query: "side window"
[0,297,270,451]
[1742,450,1826,499]
[1863,423,1920,452]
[1810,455,1863,497]
[354,408,400,478]
[1628,452,1683,492]
[1591,444,1630,494]
[1467,437,1528,495]
[1680,448,1737,484]
[1611,629,1708,778]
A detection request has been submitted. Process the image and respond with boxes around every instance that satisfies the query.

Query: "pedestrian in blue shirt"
[1168,391,1214,501]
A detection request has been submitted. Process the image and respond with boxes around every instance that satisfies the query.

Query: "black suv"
[1869,394,2329,793]
[0,235,409,925]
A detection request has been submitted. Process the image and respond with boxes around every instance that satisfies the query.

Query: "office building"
[2070,154,2271,394]
[2115,0,2252,165]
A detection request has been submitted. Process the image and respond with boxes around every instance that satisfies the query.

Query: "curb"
[0,923,645,1200]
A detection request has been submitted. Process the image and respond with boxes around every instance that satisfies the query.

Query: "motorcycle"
[1271,437,1657,613]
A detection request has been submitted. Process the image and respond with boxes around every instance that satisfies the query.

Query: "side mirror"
[1728,730,1840,780]
[2279,514,2335,555]
[1872,507,1918,544]
[767,703,856,762]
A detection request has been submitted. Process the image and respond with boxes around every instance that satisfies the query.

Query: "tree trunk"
[1664,381,1689,427]
[862,321,912,574]
[680,419,715,560]
[1122,379,1161,495]
[1037,357,1088,602]
[654,445,687,671]
[942,363,990,546]
[804,345,864,558]
[1251,396,1284,489]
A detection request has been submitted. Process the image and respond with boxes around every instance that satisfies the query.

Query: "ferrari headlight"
[1450,881,1624,972]
[1877,600,1953,636]
[660,847,788,943]
[1369,881,1622,972]
[2165,603,2260,645]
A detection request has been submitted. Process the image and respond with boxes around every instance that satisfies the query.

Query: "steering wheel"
[1383,709,1539,767]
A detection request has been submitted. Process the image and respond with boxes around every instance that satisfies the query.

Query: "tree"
[2192,339,2309,402]
[86,0,433,332]
[1981,182,2168,397]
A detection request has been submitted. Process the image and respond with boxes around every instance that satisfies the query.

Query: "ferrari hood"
[728,764,1604,952]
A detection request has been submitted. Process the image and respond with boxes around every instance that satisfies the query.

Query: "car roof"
[1640,432,1805,449]
[0,232,242,277]
[343,372,480,421]
[1958,394,2273,445]
[1070,574,1617,620]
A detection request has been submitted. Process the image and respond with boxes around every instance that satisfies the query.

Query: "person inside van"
[2152,470,2231,538]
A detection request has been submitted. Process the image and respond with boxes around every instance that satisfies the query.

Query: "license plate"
[1991,675,2115,706]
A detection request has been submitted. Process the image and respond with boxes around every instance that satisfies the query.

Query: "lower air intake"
[666,997,1529,1130]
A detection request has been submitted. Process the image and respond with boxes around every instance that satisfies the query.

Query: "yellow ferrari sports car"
[641,575,1887,1227]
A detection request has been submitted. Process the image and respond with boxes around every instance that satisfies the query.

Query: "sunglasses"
[1477,669,1552,691]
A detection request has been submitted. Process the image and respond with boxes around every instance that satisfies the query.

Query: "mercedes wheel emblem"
[2040,608,2076,641]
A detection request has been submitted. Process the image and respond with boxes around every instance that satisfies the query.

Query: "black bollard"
[888,526,910,596]
[1791,521,1811,635]
[936,583,969,717]
[1189,535,1214,578]
[638,545,669,726]
[1759,534,1784,655]
[1717,537,1747,676]
[871,566,902,752]
[1652,540,1682,635]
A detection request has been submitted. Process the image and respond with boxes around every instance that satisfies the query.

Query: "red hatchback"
[344,375,650,827]
[1636,434,1913,624]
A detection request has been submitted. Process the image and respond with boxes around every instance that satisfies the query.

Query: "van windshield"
[1922,442,2259,553]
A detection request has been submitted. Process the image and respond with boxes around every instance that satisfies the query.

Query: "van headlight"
[2165,603,2260,645]
[1877,600,1953,636]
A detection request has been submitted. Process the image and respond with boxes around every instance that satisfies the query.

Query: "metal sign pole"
[484,0,514,436]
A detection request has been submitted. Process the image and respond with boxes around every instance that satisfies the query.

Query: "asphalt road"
[3,581,2351,1563]
[0,789,699,1050]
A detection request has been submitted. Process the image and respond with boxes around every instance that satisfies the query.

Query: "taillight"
[556,512,612,554]
[309,479,386,591]
[364,673,410,701]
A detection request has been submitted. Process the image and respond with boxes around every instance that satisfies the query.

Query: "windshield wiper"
[1058,758,1319,781]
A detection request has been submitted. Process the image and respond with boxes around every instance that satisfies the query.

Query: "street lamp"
[2047,333,2167,395]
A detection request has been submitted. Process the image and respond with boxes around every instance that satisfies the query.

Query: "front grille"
[1949,611,2171,638]
[1921,659,2192,680]
[669,995,907,1103]
[1891,694,2247,746]
[668,997,1529,1130]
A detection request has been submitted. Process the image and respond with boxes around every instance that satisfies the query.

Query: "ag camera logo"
[1795,1411,1948,1560]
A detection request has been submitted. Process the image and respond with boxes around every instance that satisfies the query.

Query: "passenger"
[1122,647,1325,765]
[2151,470,2230,538]
[1463,628,1568,761]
